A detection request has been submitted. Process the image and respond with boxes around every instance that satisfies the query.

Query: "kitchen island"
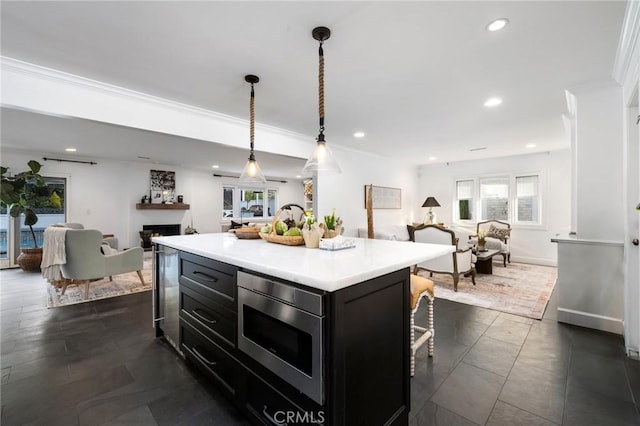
[153,232,453,426]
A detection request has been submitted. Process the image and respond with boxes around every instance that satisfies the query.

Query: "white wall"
[2,149,304,249]
[416,150,572,266]
[572,84,624,240]
[316,147,419,237]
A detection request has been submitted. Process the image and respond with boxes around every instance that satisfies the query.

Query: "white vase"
[302,228,323,248]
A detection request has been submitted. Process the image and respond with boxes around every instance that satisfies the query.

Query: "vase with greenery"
[1,160,48,271]
[477,230,487,251]
[321,209,343,239]
[302,214,323,248]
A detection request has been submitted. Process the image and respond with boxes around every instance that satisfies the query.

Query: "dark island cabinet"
[171,249,411,426]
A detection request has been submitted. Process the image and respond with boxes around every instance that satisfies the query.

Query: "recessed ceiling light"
[484,97,503,107]
[428,156,437,161]
[296,175,302,178]
[353,132,365,138]
[65,147,77,152]
[526,143,536,148]
[487,18,509,32]
[212,165,220,169]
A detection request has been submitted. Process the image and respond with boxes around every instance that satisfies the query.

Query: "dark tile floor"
[1,268,639,425]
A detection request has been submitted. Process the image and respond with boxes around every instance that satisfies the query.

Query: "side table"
[474,249,500,274]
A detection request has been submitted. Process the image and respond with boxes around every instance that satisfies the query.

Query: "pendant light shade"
[239,74,267,185]
[302,26,341,176]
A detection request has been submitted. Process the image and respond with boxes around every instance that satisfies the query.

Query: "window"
[240,190,264,217]
[456,180,474,221]
[267,189,277,217]
[516,175,539,223]
[222,186,277,219]
[453,172,542,226]
[223,187,234,218]
[480,177,509,221]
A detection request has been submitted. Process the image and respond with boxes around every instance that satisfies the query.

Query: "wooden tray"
[234,227,261,239]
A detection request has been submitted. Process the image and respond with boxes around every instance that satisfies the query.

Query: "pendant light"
[239,74,267,184]
[302,26,341,175]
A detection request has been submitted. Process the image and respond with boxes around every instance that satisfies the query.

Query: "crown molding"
[613,0,639,84]
[0,56,312,145]
[565,79,621,97]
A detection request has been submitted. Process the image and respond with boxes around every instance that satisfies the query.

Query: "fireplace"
[140,224,181,250]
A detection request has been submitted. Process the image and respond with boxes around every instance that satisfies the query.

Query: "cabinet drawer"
[181,321,240,397]
[245,371,325,426]
[179,252,237,311]
[180,286,236,348]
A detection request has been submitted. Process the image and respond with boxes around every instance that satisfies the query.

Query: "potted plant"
[477,230,487,252]
[320,209,343,239]
[301,214,323,248]
[0,160,47,272]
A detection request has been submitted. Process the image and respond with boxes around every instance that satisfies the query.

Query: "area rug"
[46,260,152,308]
[416,262,557,319]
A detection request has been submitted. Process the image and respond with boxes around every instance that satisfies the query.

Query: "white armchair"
[412,225,476,292]
[469,220,511,267]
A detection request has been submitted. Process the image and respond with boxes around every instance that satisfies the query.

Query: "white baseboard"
[557,307,623,335]
[506,256,557,267]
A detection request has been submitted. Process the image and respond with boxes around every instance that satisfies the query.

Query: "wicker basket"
[258,206,305,246]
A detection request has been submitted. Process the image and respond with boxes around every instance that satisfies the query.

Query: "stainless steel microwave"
[237,271,324,405]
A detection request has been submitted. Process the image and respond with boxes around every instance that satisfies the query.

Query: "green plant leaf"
[27,160,42,174]
[24,208,37,226]
[8,203,23,218]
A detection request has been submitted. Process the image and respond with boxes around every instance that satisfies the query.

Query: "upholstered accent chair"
[412,225,476,292]
[59,229,144,299]
[469,220,511,267]
[53,222,118,250]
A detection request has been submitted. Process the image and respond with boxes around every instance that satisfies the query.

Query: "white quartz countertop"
[153,233,454,292]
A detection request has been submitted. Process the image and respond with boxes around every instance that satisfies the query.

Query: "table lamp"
[422,197,440,224]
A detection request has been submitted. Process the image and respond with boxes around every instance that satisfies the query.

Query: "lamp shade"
[422,197,440,208]
[239,158,266,184]
[302,140,342,175]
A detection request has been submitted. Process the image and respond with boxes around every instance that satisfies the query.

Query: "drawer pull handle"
[192,346,217,367]
[191,308,217,325]
[263,405,287,426]
[193,271,218,282]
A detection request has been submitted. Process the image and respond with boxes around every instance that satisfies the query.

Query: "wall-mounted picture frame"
[364,185,402,209]
[150,170,176,204]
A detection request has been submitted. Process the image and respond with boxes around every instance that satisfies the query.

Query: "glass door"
[0,212,16,268]
[0,176,66,270]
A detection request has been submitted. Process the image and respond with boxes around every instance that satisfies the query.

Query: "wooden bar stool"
[410,274,435,376]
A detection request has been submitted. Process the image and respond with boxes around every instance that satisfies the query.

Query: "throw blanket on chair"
[41,227,68,282]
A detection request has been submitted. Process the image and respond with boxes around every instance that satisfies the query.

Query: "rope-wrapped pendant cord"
[318,42,325,133]
[250,84,255,154]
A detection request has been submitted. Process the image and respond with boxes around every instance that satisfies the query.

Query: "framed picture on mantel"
[364,185,402,209]
[150,170,176,203]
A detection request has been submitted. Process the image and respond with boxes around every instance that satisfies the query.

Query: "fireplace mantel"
[136,203,190,210]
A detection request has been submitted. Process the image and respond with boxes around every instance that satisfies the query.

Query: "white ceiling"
[0,1,627,175]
